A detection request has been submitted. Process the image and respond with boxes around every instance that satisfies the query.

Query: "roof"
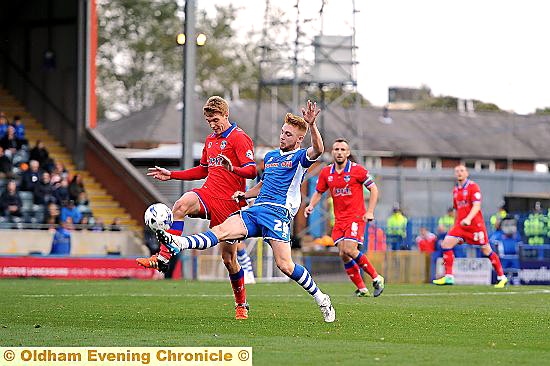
[97,99,550,160]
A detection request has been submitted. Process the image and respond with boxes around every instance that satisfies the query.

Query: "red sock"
[157,244,172,262]
[344,262,367,290]
[488,252,504,277]
[355,253,379,279]
[443,249,454,275]
[229,268,247,304]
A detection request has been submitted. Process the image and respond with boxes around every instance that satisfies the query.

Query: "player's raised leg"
[270,240,335,323]
[157,214,247,254]
[221,242,249,319]
[137,192,201,272]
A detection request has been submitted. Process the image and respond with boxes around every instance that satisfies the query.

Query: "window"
[364,157,382,170]
[535,162,549,174]
[417,157,441,171]
[462,159,495,172]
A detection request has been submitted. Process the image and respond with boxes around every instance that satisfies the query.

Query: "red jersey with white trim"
[200,123,255,200]
[316,160,375,221]
[453,179,484,226]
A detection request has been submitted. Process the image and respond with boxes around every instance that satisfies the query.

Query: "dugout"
[504,193,550,213]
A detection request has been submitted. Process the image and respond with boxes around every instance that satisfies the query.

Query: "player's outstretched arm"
[302,100,324,160]
[167,165,209,181]
[147,166,171,181]
[304,191,323,218]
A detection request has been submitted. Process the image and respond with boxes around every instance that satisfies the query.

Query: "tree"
[97,0,182,120]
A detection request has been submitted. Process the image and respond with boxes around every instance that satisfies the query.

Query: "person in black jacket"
[0,180,22,221]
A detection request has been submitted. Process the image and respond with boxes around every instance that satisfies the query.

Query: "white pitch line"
[18,289,550,298]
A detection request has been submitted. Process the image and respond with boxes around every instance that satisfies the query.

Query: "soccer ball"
[144,203,173,231]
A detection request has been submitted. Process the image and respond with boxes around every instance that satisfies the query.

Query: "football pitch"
[2,279,550,365]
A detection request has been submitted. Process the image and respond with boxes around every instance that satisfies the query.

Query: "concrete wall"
[0,229,148,256]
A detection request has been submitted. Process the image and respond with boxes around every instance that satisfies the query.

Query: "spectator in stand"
[367,221,387,252]
[50,220,72,255]
[19,160,41,192]
[78,215,91,230]
[11,115,27,145]
[60,199,82,224]
[110,217,122,231]
[51,160,68,182]
[386,204,408,250]
[89,217,105,232]
[33,171,54,205]
[490,217,522,257]
[53,178,70,205]
[68,174,85,201]
[437,207,455,235]
[415,226,437,253]
[0,114,8,139]
[44,202,60,226]
[0,125,23,158]
[29,140,52,171]
[75,191,92,217]
[0,146,14,179]
[0,180,23,222]
[490,204,508,231]
[523,201,548,245]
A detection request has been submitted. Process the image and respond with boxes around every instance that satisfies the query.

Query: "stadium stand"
[0,87,141,235]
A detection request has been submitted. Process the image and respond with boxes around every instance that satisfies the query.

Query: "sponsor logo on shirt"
[333,187,352,196]
[265,160,293,169]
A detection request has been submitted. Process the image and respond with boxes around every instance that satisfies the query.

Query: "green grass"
[1,279,550,365]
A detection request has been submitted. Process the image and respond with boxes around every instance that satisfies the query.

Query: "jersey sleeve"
[470,183,482,203]
[232,131,256,168]
[315,168,329,193]
[199,140,208,167]
[357,165,375,187]
[298,148,318,168]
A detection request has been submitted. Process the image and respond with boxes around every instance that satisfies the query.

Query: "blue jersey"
[253,148,317,217]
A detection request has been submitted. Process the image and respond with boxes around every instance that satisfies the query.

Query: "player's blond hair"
[284,113,308,134]
[203,96,229,117]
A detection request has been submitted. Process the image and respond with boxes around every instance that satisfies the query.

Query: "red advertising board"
[0,256,163,280]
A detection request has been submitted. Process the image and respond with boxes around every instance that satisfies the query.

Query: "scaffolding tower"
[253,0,362,148]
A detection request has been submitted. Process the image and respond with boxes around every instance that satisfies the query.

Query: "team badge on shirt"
[220,140,227,149]
[344,175,351,182]
[246,150,254,160]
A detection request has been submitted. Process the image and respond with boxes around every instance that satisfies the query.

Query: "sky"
[200,0,550,114]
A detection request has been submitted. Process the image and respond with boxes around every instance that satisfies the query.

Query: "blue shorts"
[239,204,291,243]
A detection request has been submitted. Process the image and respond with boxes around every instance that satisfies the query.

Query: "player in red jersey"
[433,165,508,288]
[305,138,385,297]
[136,96,257,319]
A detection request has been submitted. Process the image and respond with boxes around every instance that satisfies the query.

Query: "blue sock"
[237,248,253,273]
[178,230,219,249]
[344,260,357,269]
[289,264,319,296]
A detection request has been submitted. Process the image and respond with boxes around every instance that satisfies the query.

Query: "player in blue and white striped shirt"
[156,100,335,322]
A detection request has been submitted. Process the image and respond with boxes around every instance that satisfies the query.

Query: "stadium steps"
[0,88,142,234]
